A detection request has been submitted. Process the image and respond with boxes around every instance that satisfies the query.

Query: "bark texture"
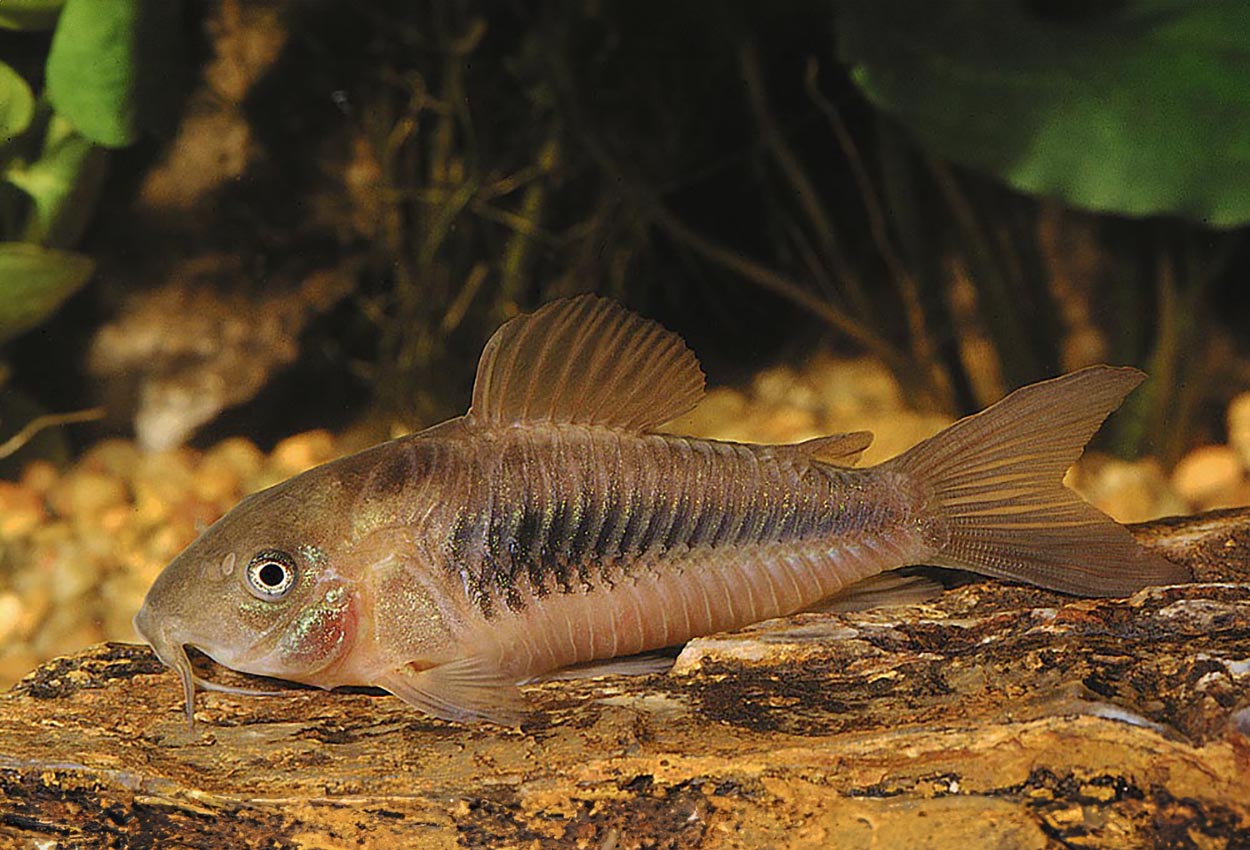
[2,508,1249,849]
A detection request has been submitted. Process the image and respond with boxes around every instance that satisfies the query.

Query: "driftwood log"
[2,509,1249,849]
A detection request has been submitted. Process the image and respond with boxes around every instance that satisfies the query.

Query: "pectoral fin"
[192,674,285,697]
[375,656,527,726]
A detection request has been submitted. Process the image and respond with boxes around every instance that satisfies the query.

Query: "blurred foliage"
[45,0,183,149]
[330,3,660,420]
[837,0,1250,229]
[0,242,92,344]
[323,2,842,420]
[5,113,110,250]
[0,0,64,33]
[0,0,183,333]
[298,0,1247,463]
[0,60,34,142]
[831,0,1249,461]
[0,0,184,462]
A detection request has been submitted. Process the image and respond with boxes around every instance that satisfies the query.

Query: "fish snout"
[132,598,158,648]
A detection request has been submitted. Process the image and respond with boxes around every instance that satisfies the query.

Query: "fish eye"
[245,549,298,600]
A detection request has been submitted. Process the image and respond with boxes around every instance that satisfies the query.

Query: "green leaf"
[0,62,35,143]
[44,0,183,147]
[838,0,1250,228]
[4,113,110,248]
[45,0,140,146]
[0,242,93,343]
[0,0,64,31]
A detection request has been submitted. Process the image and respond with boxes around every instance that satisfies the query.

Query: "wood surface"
[2,508,1248,849]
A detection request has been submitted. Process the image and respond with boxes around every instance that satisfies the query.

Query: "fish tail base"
[886,366,1189,596]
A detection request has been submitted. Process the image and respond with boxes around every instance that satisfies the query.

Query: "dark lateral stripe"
[511,508,542,568]
[616,491,649,558]
[686,495,717,547]
[593,500,627,557]
[443,439,869,617]
[573,490,605,566]
[662,491,693,550]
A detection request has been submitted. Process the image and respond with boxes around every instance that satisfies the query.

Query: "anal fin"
[802,571,943,613]
[375,656,527,726]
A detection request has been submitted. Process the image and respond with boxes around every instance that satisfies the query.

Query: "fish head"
[134,468,361,722]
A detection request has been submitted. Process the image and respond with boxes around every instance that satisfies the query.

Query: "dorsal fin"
[759,432,874,468]
[469,295,706,431]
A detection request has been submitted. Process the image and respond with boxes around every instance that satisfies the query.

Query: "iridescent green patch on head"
[277,584,355,669]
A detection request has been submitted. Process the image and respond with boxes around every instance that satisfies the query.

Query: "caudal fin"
[887,366,1190,596]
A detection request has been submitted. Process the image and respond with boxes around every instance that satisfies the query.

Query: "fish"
[133,294,1190,726]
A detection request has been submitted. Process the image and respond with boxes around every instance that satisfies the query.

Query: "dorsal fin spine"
[468,295,706,431]
[542,298,595,420]
[583,309,628,420]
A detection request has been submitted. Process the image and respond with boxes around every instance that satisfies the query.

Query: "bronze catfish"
[134,295,1188,724]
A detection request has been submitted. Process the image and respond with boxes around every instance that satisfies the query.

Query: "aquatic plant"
[0,0,183,461]
[0,0,182,341]
[835,0,1250,460]
[231,2,1245,462]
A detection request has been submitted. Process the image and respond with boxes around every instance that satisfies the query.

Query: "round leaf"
[45,0,143,147]
[838,0,1250,228]
[0,242,94,343]
[0,61,35,143]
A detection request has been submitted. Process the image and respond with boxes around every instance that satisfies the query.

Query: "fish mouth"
[133,608,197,728]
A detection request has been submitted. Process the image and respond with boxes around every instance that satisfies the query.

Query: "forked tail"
[886,366,1189,596]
